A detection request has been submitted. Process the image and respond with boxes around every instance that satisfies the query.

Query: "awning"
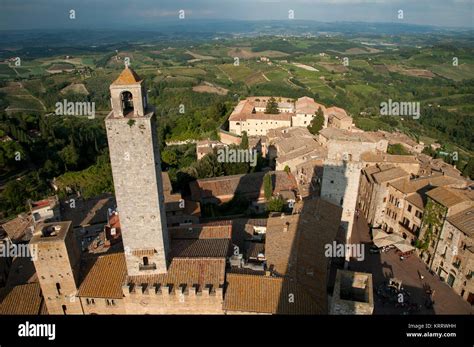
[372,229,389,240]
[394,242,415,253]
[373,234,404,248]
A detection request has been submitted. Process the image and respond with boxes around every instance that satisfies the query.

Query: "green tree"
[307,107,325,135]
[284,165,291,174]
[265,97,279,114]
[267,196,284,212]
[387,143,410,155]
[1,180,28,214]
[462,157,474,179]
[161,149,178,167]
[59,142,79,170]
[263,173,273,200]
[240,131,249,149]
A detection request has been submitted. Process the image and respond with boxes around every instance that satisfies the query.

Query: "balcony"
[139,263,157,271]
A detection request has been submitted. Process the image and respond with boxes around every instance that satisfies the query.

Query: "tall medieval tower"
[105,67,169,276]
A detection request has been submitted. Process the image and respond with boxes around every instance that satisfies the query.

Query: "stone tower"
[30,221,83,314]
[105,67,169,276]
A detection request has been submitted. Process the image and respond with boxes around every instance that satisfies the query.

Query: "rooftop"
[190,171,297,202]
[447,207,474,237]
[405,192,425,210]
[60,194,115,228]
[426,187,471,208]
[78,252,127,299]
[319,128,379,143]
[265,198,343,312]
[168,224,232,239]
[389,174,466,194]
[111,66,142,85]
[1,214,33,241]
[0,283,45,315]
[127,257,226,291]
[360,152,418,164]
[30,221,72,244]
[170,238,231,258]
[223,273,320,314]
[371,167,410,184]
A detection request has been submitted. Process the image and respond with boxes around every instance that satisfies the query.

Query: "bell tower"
[105,67,169,276]
[109,66,148,117]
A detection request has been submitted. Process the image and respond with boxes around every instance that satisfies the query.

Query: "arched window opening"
[121,91,134,116]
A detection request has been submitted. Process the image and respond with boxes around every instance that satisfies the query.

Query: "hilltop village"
[1,67,472,315]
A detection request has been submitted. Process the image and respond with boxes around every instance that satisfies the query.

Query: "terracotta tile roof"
[169,224,232,239]
[295,96,326,114]
[112,67,142,85]
[223,273,320,314]
[320,128,377,143]
[427,187,471,208]
[405,192,425,210]
[0,283,44,315]
[247,113,293,121]
[228,97,295,122]
[1,214,33,241]
[190,171,297,202]
[60,194,115,228]
[78,252,127,299]
[325,106,351,120]
[372,167,409,183]
[170,238,231,258]
[360,152,418,164]
[265,198,342,312]
[447,207,474,237]
[127,257,226,289]
[389,175,466,194]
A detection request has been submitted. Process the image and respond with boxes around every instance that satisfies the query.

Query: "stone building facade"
[29,221,83,314]
[105,67,169,276]
[429,207,473,303]
[228,96,353,137]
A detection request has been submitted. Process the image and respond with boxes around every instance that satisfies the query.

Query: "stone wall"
[321,160,362,251]
[31,225,83,315]
[80,297,125,315]
[122,284,224,314]
[105,112,169,276]
[229,119,291,136]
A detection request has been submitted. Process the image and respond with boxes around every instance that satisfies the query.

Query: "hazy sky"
[0,0,472,30]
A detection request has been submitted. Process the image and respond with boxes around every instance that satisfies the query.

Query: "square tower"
[30,221,83,314]
[105,67,169,276]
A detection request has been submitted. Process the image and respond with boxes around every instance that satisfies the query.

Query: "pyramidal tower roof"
[112,66,142,85]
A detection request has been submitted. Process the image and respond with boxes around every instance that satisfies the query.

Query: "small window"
[408,204,412,212]
[143,257,149,266]
[62,305,67,315]
[56,283,61,295]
